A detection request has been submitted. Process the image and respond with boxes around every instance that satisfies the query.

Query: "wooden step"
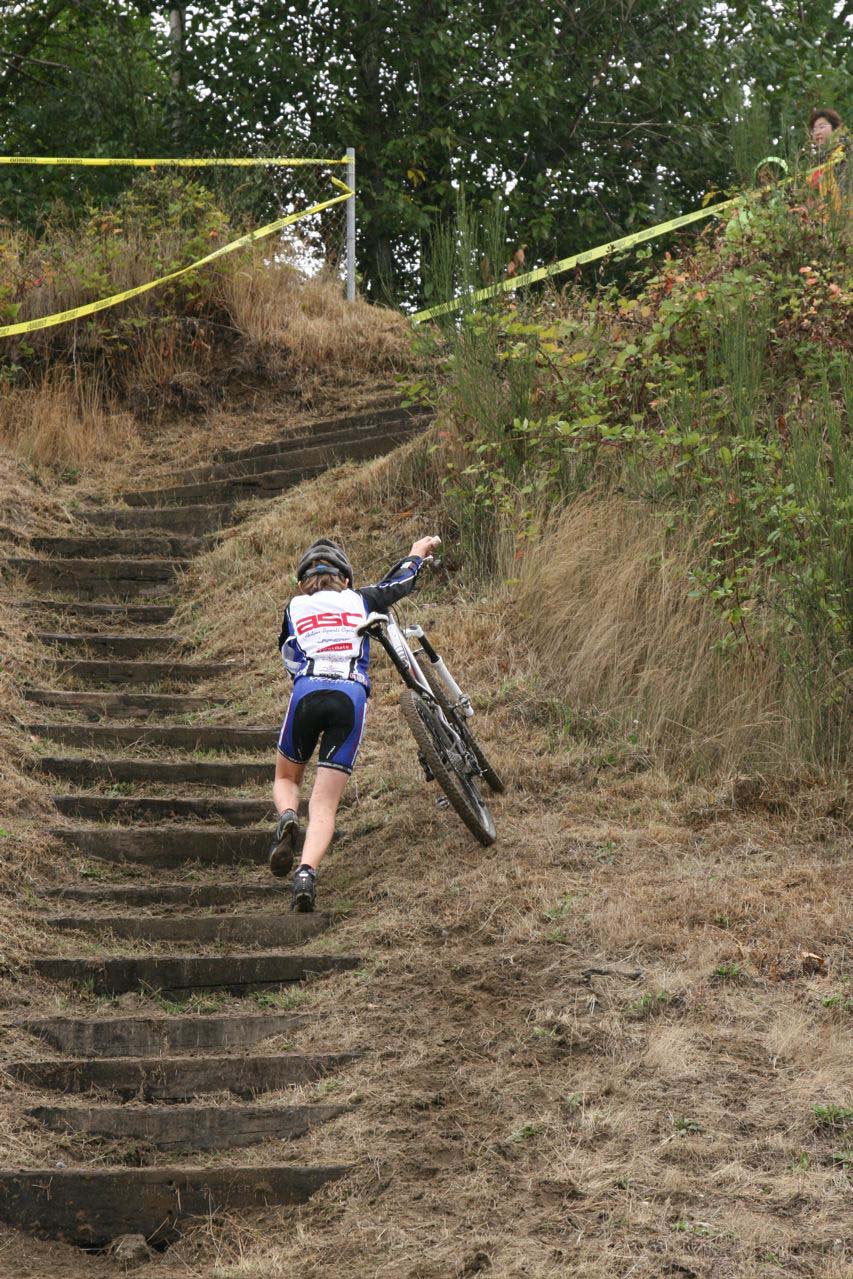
[20,600,176,624]
[4,557,188,597]
[43,882,285,908]
[211,402,426,467]
[44,912,329,946]
[31,534,207,559]
[16,1011,308,1056]
[41,756,269,787]
[0,1164,348,1246]
[9,1052,357,1100]
[171,420,422,487]
[128,462,327,507]
[50,825,270,864]
[85,503,234,533]
[34,631,181,658]
[50,793,272,824]
[45,657,232,686]
[26,690,224,718]
[27,1102,346,1150]
[29,722,275,752]
[127,427,416,507]
[27,951,360,995]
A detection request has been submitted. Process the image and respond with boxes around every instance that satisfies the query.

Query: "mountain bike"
[357,608,503,846]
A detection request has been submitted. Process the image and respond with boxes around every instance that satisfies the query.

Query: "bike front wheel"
[417,661,505,793]
[399,689,496,847]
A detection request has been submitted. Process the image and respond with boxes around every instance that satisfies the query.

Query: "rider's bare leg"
[299,766,350,871]
[273,754,305,815]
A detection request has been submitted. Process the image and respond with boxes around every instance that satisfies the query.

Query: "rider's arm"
[359,556,424,611]
[360,535,441,611]
[276,605,291,655]
[276,603,304,677]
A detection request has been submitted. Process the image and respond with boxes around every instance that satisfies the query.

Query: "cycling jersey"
[276,555,424,690]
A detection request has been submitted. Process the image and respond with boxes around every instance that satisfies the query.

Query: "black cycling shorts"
[277,677,368,774]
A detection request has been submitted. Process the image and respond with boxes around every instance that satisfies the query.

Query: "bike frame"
[359,611,476,763]
[359,608,498,843]
[362,611,438,699]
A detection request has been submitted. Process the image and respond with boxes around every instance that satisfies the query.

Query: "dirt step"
[211,402,428,463]
[31,534,208,559]
[51,794,272,824]
[20,600,176,624]
[128,462,326,507]
[26,690,225,718]
[50,825,269,864]
[85,502,234,533]
[27,952,360,995]
[45,912,330,947]
[45,657,232,686]
[41,755,268,787]
[34,631,181,658]
[29,722,275,752]
[0,1164,348,1246]
[16,1012,309,1056]
[172,419,423,487]
[4,557,188,598]
[127,427,415,507]
[45,882,286,908]
[10,1052,358,1100]
[44,882,286,908]
[28,1102,347,1150]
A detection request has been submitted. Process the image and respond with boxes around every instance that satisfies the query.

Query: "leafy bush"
[418,184,851,768]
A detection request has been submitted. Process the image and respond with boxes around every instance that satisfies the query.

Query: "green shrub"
[418,181,851,768]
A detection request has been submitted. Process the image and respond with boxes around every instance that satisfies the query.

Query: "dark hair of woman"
[809,107,843,130]
[300,572,347,595]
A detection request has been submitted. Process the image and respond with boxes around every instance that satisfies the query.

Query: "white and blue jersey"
[276,556,424,690]
[276,556,424,773]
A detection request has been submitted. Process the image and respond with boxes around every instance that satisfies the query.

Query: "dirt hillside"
[0,388,849,1279]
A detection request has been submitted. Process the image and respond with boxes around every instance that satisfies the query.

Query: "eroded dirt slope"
[0,434,849,1279]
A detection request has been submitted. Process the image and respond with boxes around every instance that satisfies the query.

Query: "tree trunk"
[168,5,185,148]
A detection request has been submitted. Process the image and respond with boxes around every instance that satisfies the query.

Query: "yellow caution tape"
[0,178,353,338]
[412,155,840,324]
[412,194,742,324]
[0,154,348,167]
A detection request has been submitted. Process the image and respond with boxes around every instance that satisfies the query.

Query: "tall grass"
[510,494,784,773]
[418,176,851,772]
[0,375,136,471]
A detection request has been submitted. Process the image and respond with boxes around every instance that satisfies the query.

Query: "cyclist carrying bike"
[270,533,441,910]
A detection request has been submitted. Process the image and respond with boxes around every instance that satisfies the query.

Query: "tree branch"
[0,0,73,99]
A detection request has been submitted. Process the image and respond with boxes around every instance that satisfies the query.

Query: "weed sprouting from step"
[253,988,310,1011]
[813,1104,852,1132]
[149,991,228,1016]
[712,962,744,983]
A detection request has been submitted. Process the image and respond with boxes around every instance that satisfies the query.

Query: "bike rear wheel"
[399,689,496,846]
[417,660,505,793]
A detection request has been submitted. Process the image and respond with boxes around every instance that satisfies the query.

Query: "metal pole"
[346,146,356,301]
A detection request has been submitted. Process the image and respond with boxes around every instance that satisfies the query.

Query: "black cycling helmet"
[295,538,354,586]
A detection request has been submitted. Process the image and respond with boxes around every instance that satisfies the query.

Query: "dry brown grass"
[507,492,798,776]
[0,377,137,472]
[221,253,412,386]
[2,218,415,478]
[0,454,74,980]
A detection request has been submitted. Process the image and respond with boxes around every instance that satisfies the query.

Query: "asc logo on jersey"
[295,610,363,635]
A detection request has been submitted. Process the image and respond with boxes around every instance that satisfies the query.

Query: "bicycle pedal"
[435,796,450,809]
